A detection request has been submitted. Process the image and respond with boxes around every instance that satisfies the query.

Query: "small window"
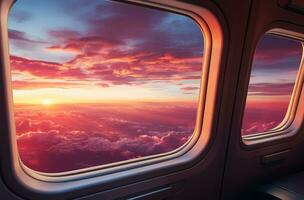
[9,0,204,173]
[242,34,303,136]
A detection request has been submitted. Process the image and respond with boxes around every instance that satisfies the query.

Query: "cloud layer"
[16,103,196,172]
[242,101,289,135]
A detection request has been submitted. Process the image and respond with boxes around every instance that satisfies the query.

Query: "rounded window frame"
[241,27,304,147]
[0,0,224,198]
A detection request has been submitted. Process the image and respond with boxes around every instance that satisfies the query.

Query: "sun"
[41,99,55,106]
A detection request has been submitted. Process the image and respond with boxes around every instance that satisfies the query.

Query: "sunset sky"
[9,0,203,172]
[8,0,303,172]
[9,0,204,105]
[242,35,302,135]
[247,35,302,101]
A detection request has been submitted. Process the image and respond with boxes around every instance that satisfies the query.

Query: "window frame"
[9,0,206,180]
[0,0,224,199]
[241,25,304,148]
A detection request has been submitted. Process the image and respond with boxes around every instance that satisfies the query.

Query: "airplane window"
[8,0,204,173]
[242,34,303,136]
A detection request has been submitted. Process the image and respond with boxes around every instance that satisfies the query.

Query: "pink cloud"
[180,86,199,91]
[48,29,81,39]
[15,102,196,172]
[248,82,295,96]
[12,80,84,90]
[10,55,62,78]
[11,50,202,89]
[9,29,45,44]
[242,101,289,135]
[9,2,203,90]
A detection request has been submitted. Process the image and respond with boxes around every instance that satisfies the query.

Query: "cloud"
[48,29,81,39]
[242,121,278,135]
[10,10,32,23]
[11,50,202,89]
[12,80,84,90]
[242,101,289,135]
[98,83,109,88]
[180,86,199,91]
[46,35,123,54]
[9,1,203,90]
[248,82,294,96]
[10,55,62,79]
[252,34,302,70]
[88,2,168,40]
[9,29,45,44]
[255,35,302,59]
[10,8,203,89]
[15,103,196,172]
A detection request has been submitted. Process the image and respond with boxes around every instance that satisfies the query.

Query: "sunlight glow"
[41,99,54,106]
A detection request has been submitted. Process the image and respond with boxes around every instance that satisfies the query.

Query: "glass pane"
[242,34,302,136]
[9,0,204,173]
